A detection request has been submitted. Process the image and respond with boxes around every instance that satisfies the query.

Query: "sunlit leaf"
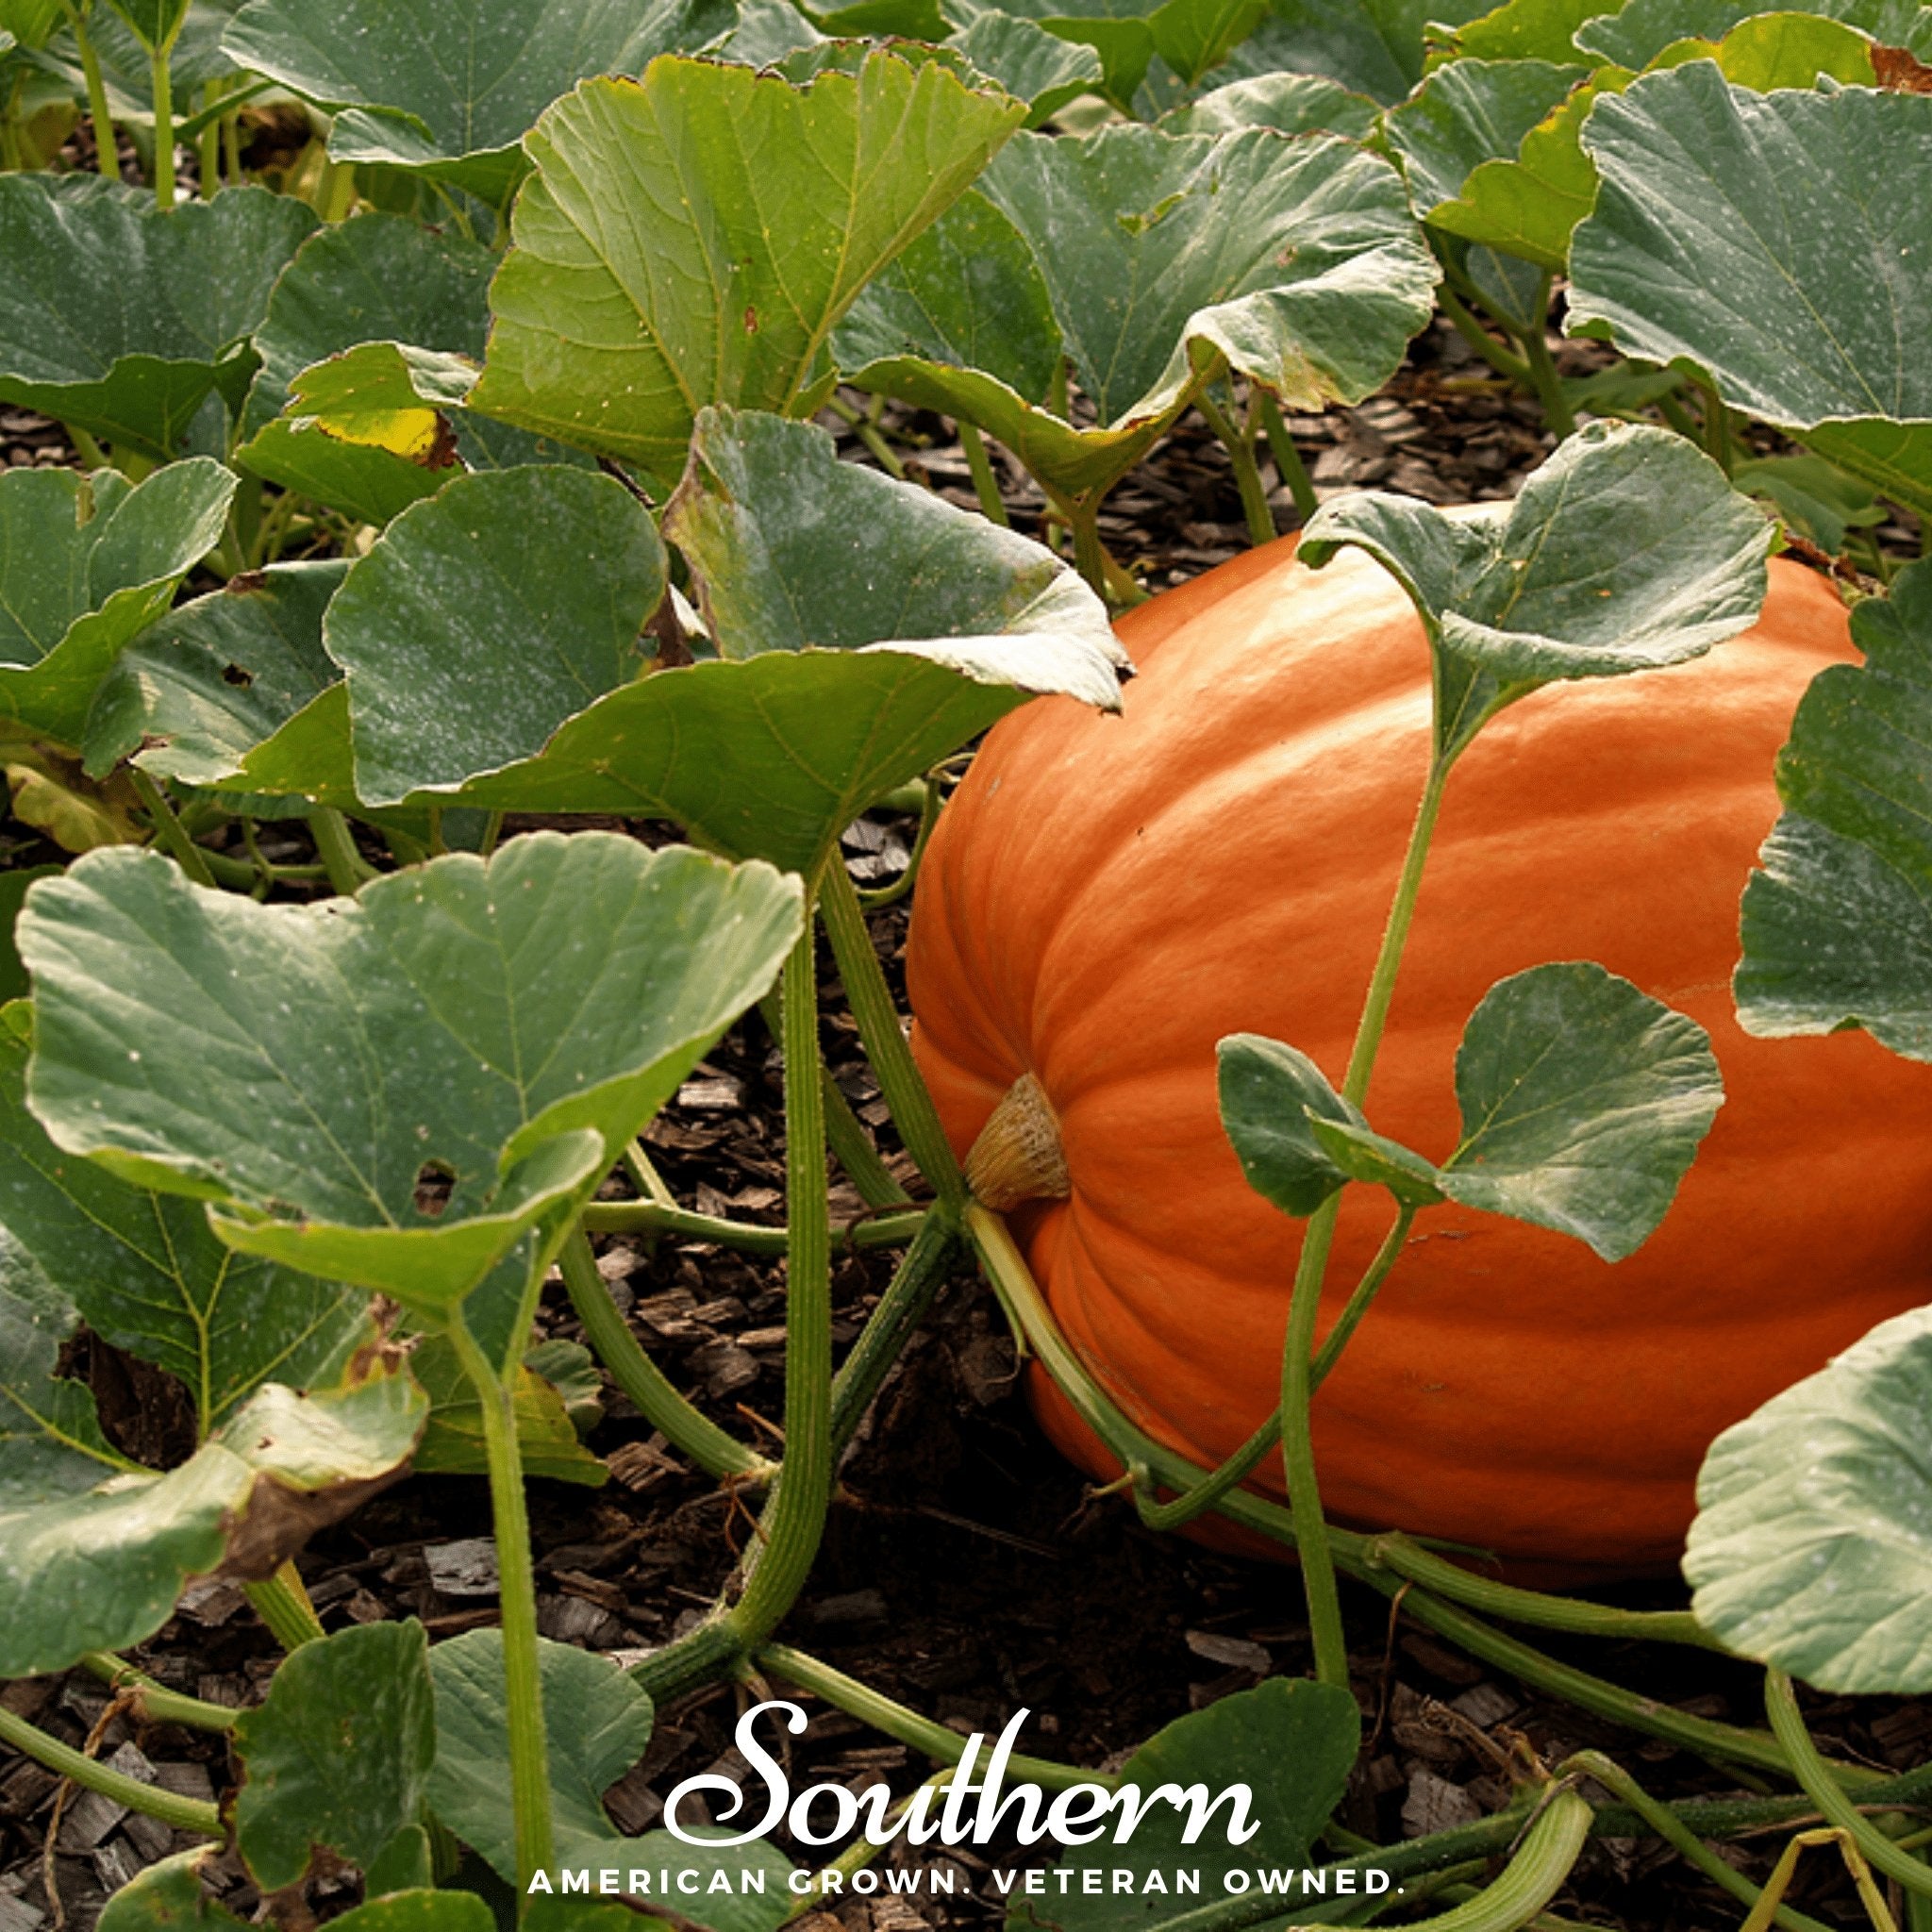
[469,52,1024,491]
[1570,66,1932,519]
[220,0,683,204]
[1301,420,1771,758]
[0,179,317,460]
[1574,0,1932,64]
[1688,1304,1932,1692]
[18,837,804,1308]
[1158,67,1379,134]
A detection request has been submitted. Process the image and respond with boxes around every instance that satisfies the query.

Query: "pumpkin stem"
[966,1073,1070,1210]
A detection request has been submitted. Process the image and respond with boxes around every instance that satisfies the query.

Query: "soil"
[1,317,1926,1932]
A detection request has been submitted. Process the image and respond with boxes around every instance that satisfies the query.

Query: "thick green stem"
[130,770,217,888]
[559,1223,774,1484]
[756,1643,1108,1791]
[80,1654,240,1731]
[579,1198,924,1254]
[1311,1203,1416,1385]
[1561,1752,1831,1932]
[1512,283,1577,441]
[1439,289,1534,386]
[445,1311,555,1891]
[820,860,963,1208]
[1069,498,1113,605]
[0,1703,224,1836]
[308,807,377,893]
[60,2,118,179]
[243,1560,325,1650]
[196,80,219,198]
[829,1208,958,1453]
[1767,1672,1932,1900]
[724,920,834,1645]
[1391,1790,1591,1932]
[826,392,906,479]
[149,35,175,209]
[1697,378,1734,473]
[958,422,1008,526]
[1257,391,1319,525]
[1196,392,1276,548]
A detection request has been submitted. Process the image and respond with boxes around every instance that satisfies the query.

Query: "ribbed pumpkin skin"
[906,541,1932,1581]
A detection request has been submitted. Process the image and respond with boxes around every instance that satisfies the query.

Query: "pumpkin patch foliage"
[0,1,1927,1927]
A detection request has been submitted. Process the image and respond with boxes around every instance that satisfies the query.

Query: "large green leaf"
[237,214,565,526]
[1569,67,1932,520]
[234,1620,438,1890]
[1687,1305,1932,1692]
[1158,69,1379,136]
[410,1335,607,1486]
[84,560,347,791]
[326,467,666,807]
[1019,1680,1359,1930]
[428,1631,794,1922]
[0,1013,369,1435]
[1574,0,1932,63]
[469,52,1024,491]
[854,123,1433,508]
[0,1247,425,1678]
[1227,0,1494,98]
[1437,962,1723,1260]
[17,837,804,1309]
[285,408,1124,875]
[0,179,317,460]
[944,5,1107,122]
[0,459,236,749]
[1735,560,1932,1059]
[219,0,681,205]
[966,0,1264,106]
[833,191,1061,404]
[1382,58,1585,223]
[1300,420,1771,760]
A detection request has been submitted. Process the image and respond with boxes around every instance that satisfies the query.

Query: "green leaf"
[1216,1033,1356,1217]
[835,191,1062,404]
[1227,0,1495,100]
[97,1850,246,1932]
[1020,1680,1359,1932]
[1734,560,1932,1059]
[17,836,804,1308]
[1687,1304,1932,1692]
[1732,452,1887,556]
[326,467,666,808]
[429,1630,796,1921]
[84,560,348,791]
[1575,0,1932,65]
[297,408,1124,875]
[1434,0,1607,60]
[325,1898,495,1932]
[0,869,59,1004]
[944,7,1107,123]
[0,1253,425,1678]
[1157,69,1379,136]
[233,1620,438,1890]
[219,0,681,204]
[1694,9,1876,85]
[0,458,237,748]
[427,1628,654,1876]
[410,1337,608,1486]
[0,1013,371,1434]
[238,213,564,527]
[1301,421,1772,760]
[469,53,1025,491]
[0,0,62,52]
[0,179,318,461]
[106,0,189,52]
[1381,57,1587,223]
[858,124,1433,508]
[1439,960,1723,1261]
[1307,1113,1447,1206]
[1569,67,1932,521]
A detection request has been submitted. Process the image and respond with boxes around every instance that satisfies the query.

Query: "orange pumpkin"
[906,539,1932,1582]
